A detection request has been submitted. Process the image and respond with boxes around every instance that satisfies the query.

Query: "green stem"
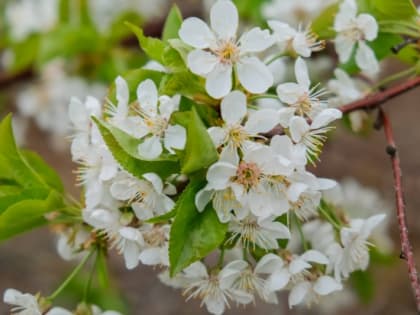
[249,94,278,102]
[83,251,98,301]
[371,67,416,91]
[318,206,341,230]
[293,214,308,251]
[217,248,225,268]
[265,53,285,65]
[48,250,94,301]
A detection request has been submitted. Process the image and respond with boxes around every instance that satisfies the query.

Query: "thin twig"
[380,109,420,312]
[340,76,420,114]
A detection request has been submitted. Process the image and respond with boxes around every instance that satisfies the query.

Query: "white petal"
[335,34,355,63]
[143,172,163,193]
[139,248,163,265]
[123,241,140,269]
[210,0,238,40]
[311,108,343,129]
[138,136,163,159]
[237,56,273,94]
[289,116,310,143]
[187,49,218,76]
[255,253,284,274]
[244,109,279,134]
[313,276,343,295]
[205,295,225,315]
[268,269,290,291]
[301,250,329,265]
[47,307,73,315]
[293,33,312,57]
[137,79,158,114]
[334,0,357,31]
[221,90,247,125]
[268,20,295,42]
[357,14,378,41]
[158,95,179,119]
[288,282,310,307]
[206,162,237,190]
[195,188,213,212]
[179,17,214,49]
[116,76,129,116]
[239,27,274,53]
[110,181,136,201]
[356,41,379,74]
[164,124,187,152]
[287,183,308,202]
[206,64,233,99]
[276,83,306,105]
[295,57,310,89]
[361,214,386,238]
[289,258,311,274]
[208,127,227,147]
[68,97,88,128]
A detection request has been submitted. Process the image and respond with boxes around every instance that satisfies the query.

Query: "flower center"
[228,125,248,147]
[215,40,240,64]
[143,227,166,247]
[343,25,365,41]
[294,93,313,116]
[145,116,168,137]
[235,161,261,189]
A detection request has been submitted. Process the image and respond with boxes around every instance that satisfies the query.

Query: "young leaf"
[93,118,180,179]
[159,71,205,97]
[125,22,166,64]
[181,108,218,174]
[0,190,63,242]
[162,5,183,42]
[311,3,340,39]
[0,114,63,191]
[169,179,227,276]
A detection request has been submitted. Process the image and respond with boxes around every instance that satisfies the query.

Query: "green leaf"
[0,188,49,215]
[0,190,63,242]
[0,114,62,191]
[96,250,110,289]
[37,25,102,66]
[125,22,166,64]
[371,0,417,20]
[162,5,183,42]
[159,71,205,97]
[169,179,228,276]
[311,3,340,39]
[181,108,218,174]
[146,208,177,224]
[93,118,180,179]
[8,35,40,72]
[162,46,187,72]
[21,150,64,192]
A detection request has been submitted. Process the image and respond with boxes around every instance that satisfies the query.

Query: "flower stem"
[47,250,94,301]
[293,214,308,251]
[371,67,416,91]
[249,94,278,102]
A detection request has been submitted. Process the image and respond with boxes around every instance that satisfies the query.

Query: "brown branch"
[380,109,420,312]
[339,76,420,114]
[0,69,33,89]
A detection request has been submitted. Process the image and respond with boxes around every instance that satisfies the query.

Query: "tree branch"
[339,76,420,114]
[380,109,420,312]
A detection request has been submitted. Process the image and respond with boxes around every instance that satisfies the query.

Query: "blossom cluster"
[3,0,392,314]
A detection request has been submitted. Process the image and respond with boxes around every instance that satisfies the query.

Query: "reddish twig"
[380,109,420,312]
[339,76,420,114]
[0,69,33,89]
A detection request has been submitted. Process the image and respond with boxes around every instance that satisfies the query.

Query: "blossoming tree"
[1,0,420,314]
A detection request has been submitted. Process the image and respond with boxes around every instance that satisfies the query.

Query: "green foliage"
[159,71,205,97]
[311,3,340,39]
[146,208,177,224]
[0,115,65,241]
[162,5,183,42]
[358,0,417,20]
[8,35,40,73]
[125,22,166,64]
[93,118,180,179]
[179,108,219,175]
[37,24,102,67]
[0,190,62,241]
[169,179,228,276]
[233,0,269,25]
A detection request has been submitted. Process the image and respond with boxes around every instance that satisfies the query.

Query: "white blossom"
[334,0,379,74]
[179,0,274,98]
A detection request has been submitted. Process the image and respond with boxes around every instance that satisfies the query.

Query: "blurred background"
[1,0,420,314]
